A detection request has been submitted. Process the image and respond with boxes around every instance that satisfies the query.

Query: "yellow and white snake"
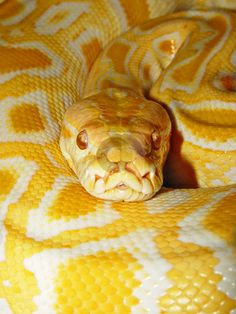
[0,0,236,313]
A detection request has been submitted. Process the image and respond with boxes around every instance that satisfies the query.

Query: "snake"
[0,0,236,313]
[60,4,236,202]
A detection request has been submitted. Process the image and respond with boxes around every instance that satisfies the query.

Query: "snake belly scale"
[0,0,236,313]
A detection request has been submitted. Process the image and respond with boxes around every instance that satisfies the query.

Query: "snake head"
[60,89,171,201]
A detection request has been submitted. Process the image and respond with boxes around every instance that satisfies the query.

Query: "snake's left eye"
[76,129,88,150]
[151,130,161,150]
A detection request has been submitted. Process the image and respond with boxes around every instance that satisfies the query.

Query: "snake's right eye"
[76,129,88,150]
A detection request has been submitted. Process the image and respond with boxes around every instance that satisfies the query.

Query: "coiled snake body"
[0,0,236,313]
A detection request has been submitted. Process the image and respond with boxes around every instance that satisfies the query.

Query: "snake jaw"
[60,132,167,201]
[79,156,162,201]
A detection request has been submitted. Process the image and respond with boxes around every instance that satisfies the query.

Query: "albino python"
[0,0,236,313]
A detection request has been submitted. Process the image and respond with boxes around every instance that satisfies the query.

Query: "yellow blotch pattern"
[0,1,235,313]
[143,64,151,81]
[48,182,102,221]
[0,229,41,314]
[171,15,227,85]
[0,47,52,73]
[82,38,102,71]
[158,235,236,313]
[54,250,141,314]
[0,0,23,20]
[204,190,236,244]
[159,40,176,54]
[107,42,130,74]
[61,126,72,138]
[119,0,150,27]
[48,10,69,26]
[10,104,45,133]
[0,169,17,196]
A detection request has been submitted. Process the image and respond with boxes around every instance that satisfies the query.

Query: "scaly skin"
[60,88,171,201]
[61,10,236,201]
[0,0,235,313]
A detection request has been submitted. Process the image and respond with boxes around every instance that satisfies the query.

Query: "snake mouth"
[79,158,162,201]
[86,165,161,197]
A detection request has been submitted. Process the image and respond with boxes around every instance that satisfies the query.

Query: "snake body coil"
[0,0,236,313]
[61,9,236,202]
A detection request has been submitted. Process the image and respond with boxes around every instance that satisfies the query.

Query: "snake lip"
[92,162,158,194]
[125,163,142,181]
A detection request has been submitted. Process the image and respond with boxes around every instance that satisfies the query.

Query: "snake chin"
[79,161,163,202]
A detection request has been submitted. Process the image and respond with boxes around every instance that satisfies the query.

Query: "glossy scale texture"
[0,0,235,313]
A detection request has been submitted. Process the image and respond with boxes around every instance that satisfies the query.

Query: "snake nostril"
[143,172,150,179]
[109,165,119,175]
[95,174,102,182]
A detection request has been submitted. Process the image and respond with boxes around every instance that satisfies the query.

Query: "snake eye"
[151,130,161,150]
[76,129,88,150]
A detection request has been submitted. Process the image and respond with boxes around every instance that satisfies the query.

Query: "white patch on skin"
[26,176,121,240]
[0,226,7,262]
[0,299,12,314]
[0,158,38,262]
[211,179,225,186]
[139,50,161,90]
[24,228,172,314]
[0,90,59,145]
[172,99,236,111]
[225,167,236,182]
[109,0,128,32]
[178,188,236,300]
[130,230,172,314]
[170,100,236,151]
[8,29,24,37]
[214,249,236,300]
[69,29,103,58]
[3,280,11,287]
[35,2,90,35]
[43,149,64,170]
[61,93,74,110]
[205,163,218,170]
[122,38,139,75]
[146,189,192,214]
[146,0,179,19]
[231,50,236,67]
[0,0,36,26]
[88,37,141,96]
[68,29,103,95]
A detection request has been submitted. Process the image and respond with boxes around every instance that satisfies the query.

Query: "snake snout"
[80,134,163,200]
[93,137,161,196]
